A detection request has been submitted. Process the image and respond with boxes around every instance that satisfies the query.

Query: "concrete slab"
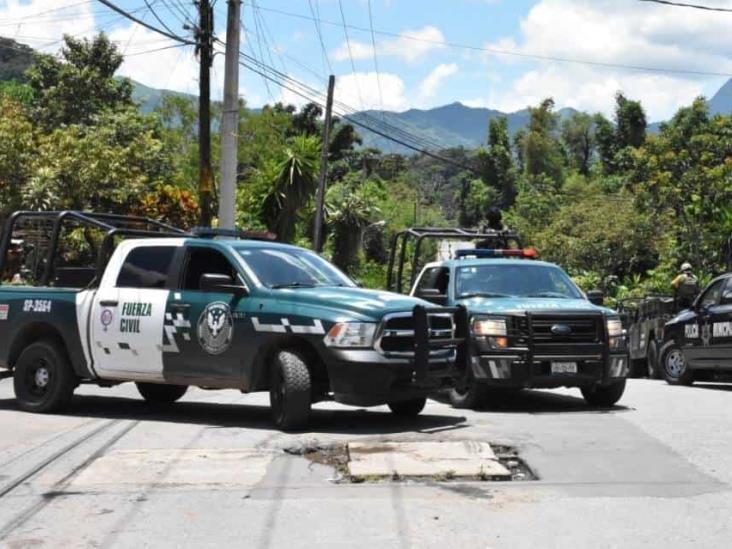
[70,448,274,490]
[347,441,510,479]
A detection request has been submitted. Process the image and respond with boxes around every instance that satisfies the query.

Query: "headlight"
[606,317,623,337]
[472,317,507,337]
[606,317,626,351]
[323,322,376,348]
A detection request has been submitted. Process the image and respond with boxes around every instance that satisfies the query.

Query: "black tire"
[13,340,76,413]
[448,372,486,409]
[647,339,660,379]
[388,397,426,417]
[136,382,188,404]
[269,350,312,430]
[660,341,694,386]
[581,379,626,407]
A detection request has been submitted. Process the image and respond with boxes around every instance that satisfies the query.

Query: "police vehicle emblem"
[197,302,233,354]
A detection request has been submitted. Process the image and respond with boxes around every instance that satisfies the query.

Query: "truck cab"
[0,211,467,430]
[409,248,629,408]
[659,273,732,385]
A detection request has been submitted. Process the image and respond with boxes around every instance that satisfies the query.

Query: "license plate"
[551,361,578,374]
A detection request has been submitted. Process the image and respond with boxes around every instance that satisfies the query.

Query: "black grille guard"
[412,304,470,382]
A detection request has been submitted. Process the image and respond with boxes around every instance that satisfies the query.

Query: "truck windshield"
[237,247,355,289]
[456,263,584,299]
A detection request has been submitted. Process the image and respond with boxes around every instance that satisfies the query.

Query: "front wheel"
[388,397,426,417]
[136,382,188,404]
[581,379,626,407]
[660,342,694,385]
[14,340,77,413]
[448,373,486,409]
[269,350,312,431]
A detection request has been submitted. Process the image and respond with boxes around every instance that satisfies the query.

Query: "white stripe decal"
[252,318,287,333]
[251,317,325,334]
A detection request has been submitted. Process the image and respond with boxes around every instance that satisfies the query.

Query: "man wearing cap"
[672,262,699,309]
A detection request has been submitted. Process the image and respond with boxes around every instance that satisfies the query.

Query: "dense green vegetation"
[1,34,730,300]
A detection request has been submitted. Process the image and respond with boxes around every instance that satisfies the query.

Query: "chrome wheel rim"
[665,349,685,378]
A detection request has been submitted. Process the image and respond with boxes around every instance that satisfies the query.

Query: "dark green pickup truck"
[0,212,467,429]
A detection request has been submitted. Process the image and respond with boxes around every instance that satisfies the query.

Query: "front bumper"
[325,349,458,406]
[470,350,629,389]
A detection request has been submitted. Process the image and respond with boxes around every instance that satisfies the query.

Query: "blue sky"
[3,0,732,121]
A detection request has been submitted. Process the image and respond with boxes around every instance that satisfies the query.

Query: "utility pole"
[313,74,335,253]
[218,0,241,229]
[196,0,214,227]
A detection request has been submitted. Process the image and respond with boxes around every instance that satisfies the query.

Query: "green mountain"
[4,36,732,152]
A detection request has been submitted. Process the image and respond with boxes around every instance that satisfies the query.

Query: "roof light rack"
[191,227,277,241]
[454,248,538,259]
[387,226,524,293]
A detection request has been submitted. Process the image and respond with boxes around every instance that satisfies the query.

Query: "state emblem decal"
[197,302,234,354]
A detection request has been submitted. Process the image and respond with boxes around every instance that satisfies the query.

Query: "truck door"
[704,277,732,369]
[161,245,252,383]
[683,277,725,368]
[90,244,177,380]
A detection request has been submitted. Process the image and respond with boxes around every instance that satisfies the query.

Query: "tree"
[0,96,34,220]
[241,135,321,243]
[615,92,646,149]
[561,112,595,176]
[521,98,564,187]
[26,34,133,128]
[325,176,380,272]
[481,117,517,208]
[630,97,732,273]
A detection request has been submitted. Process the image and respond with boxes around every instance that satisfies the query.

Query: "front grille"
[377,313,454,356]
[530,316,601,343]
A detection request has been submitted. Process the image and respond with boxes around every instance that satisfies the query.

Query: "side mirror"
[199,273,248,296]
[416,288,448,305]
[721,290,732,306]
[587,289,605,306]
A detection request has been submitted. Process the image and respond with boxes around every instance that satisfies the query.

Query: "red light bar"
[454,248,539,259]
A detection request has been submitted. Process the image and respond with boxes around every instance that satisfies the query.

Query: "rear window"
[116,246,176,289]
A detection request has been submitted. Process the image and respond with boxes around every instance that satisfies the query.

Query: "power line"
[248,3,732,78]
[307,0,333,74]
[94,0,195,44]
[144,0,181,38]
[336,0,365,110]
[638,0,732,12]
[366,0,390,152]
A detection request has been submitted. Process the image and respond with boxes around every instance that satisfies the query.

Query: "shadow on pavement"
[690,383,732,392]
[435,388,631,414]
[0,395,468,435]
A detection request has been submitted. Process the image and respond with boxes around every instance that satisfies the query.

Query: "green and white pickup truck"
[0,212,467,429]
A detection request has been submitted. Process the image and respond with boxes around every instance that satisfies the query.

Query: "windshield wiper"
[523,291,571,298]
[271,282,318,289]
[458,292,513,299]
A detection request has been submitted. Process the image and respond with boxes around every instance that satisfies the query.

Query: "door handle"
[100,300,118,307]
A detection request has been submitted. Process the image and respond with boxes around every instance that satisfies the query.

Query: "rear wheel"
[647,339,660,379]
[660,342,694,385]
[581,379,626,407]
[269,350,312,431]
[14,340,76,413]
[136,382,188,404]
[388,397,426,417]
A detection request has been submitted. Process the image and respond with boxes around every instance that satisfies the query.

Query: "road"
[0,379,730,548]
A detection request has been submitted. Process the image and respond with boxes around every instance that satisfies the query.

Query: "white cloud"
[482,0,732,120]
[335,72,408,111]
[332,25,446,63]
[418,63,459,104]
[0,0,97,51]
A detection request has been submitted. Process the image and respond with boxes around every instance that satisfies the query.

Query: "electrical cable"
[94,0,195,44]
[638,0,732,12]
[247,2,732,78]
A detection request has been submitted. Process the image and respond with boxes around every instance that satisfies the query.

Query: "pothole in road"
[283,441,537,483]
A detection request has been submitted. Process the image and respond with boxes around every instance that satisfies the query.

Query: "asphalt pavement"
[0,379,730,548]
